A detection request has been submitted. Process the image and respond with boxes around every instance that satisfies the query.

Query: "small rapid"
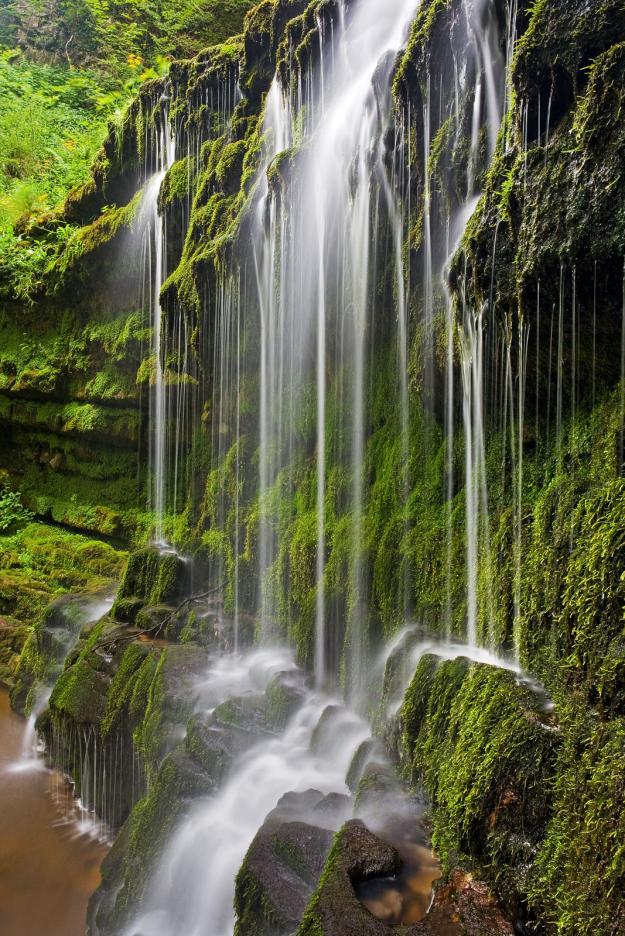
[123,647,371,936]
[8,594,114,777]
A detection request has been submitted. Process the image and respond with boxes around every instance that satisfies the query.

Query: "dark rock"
[212,692,268,732]
[311,793,351,828]
[297,821,515,936]
[234,815,334,936]
[346,737,385,793]
[353,760,406,821]
[111,596,143,624]
[112,547,190,620]
[297,819,401,936]
[421,870,515,935]
[265,669,306,729]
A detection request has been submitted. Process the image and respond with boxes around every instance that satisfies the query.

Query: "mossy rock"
[296,820,401,936]
[111,596,144,624]
[399,654,560,921]
[185,706,268,782]
[91,744,215,933]
[0,615,29,687]
[235,817,333,936]
[212,692,267,732]
[265,669,305,730]
[345,738,383,794]
[114,547,190,615]
[10,594,107,715]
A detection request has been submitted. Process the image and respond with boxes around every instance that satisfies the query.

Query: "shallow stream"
[0,688,108,936]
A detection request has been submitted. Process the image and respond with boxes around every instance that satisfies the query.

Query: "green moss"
[111,745,213,920]
[400,655,559,913]
[115,547,188,610]
[49,620,108,723]
[101,642,153,736]
[159,156,192,207]
[528,709,625,935]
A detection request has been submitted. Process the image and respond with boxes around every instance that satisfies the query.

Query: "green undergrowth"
[0,521,124,617]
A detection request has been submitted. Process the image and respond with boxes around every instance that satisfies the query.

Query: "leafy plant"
[0,482,34,533]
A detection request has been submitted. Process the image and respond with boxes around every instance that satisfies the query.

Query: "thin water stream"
[0,689,108,936]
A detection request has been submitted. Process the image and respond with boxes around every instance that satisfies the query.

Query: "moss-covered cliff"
[2,0,625,933]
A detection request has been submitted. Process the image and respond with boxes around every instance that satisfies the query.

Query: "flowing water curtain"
[250,0,422,694]
[396,0,520,652]
[139,67,242,547]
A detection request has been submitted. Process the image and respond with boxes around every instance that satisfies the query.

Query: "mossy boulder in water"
[399,654,559,923]
[297,819,401,936]
[298,819,514,936]
[234,794,335,936]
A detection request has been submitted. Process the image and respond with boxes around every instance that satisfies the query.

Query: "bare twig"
[94,582,226,653]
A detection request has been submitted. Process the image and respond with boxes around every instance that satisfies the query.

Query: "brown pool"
[0,689,108,936]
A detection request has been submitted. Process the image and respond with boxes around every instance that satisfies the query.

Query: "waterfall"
[445,0,514,649]
[141,69,241,548]
[8,595,115,829]
[122,648,372,936]
[141,103,176,546]
[252,0,420,690]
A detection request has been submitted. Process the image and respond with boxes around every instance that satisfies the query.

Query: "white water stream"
[253,0,421,690]
[123,648,370,936]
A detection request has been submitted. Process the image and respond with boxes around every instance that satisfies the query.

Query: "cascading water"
[422,0,515,652]
[8,594,114,835]
[252,0,422,691]
[122,648,372,936]
[99,2,551,933]
[141,103,176,546]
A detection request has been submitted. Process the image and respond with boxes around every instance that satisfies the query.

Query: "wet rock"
[310,704,342,753]
[111,596,144,624]
[311,793,351,828]
[272,788,327,819]
[212,691,268,732]
[185,707,267,783]
[135,603,174,633]
[345,736,384,792]
[298,820,515,936]
[112,547,190,620]
[234,813,334,936]
[353,760,406,821]
[297,819,401,936]
[89,743,215,936]
[265,669,306,729]
[422,870,515,935]
[267,789,351,829]
[398,654,560,922]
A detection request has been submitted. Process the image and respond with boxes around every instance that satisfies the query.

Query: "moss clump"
[114,546,189,613]
[159,156,192,207]
[528,708,625,935]
[400,655,559,919]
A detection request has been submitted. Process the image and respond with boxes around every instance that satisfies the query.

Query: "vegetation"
[1,0,625,935]
[0,480,33,532]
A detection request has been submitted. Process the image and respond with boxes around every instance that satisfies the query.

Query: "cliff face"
[2,0,625,933]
